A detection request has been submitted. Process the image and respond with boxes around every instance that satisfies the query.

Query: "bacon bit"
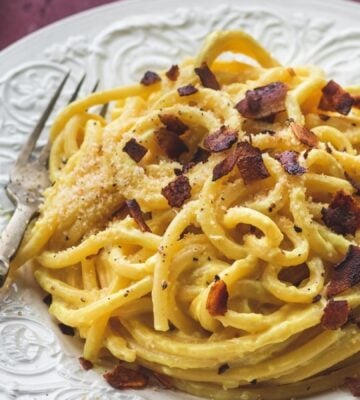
[177,84,198,96]
[321,191,360,235]
[123,138,148,162]
[151,371,174,389]
[104,365,148,390]
[275,151,306,175]
[290,121,319,147]
[235,81,288,119]
[192,147,210,164]
[182,147,210,173]
[321,299,350,330]
[258,114,276,123]
[58,323,75,336]
[194,62,220,90]
[345,172,360,196]
[345,377,360,396]
[327,245,360,297]
[79,357,93,370]
[43,294,52,307]
[155,128,188,160]
[236,142,270,183]
[125,199,151,233]
[204,126,238,153]
[161,175,191,208]
[353,96,360,108]
[140,71,161,86]
[319,80,354,115]
[212,145,241,181]
[206,279,229,316]
[159,114,188,136]
[165,64,179,81]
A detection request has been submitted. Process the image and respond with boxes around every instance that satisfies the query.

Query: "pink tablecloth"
[0,0,119,50]
[0,0,359,50]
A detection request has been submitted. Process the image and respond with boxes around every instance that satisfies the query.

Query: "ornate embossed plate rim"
[1,0,360,399]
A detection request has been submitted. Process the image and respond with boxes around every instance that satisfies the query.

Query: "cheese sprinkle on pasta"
[12,30,360,399]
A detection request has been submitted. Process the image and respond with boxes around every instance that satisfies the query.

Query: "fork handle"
[0,204,37,287]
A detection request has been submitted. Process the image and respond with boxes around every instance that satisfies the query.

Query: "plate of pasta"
[1,0,360,399]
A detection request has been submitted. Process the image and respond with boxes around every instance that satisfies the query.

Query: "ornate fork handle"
[0,204,37,286]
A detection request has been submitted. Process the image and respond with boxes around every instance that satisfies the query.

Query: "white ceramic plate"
[1,0,360,398]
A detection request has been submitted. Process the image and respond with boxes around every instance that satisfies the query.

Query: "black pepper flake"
[58,323,75,336]
[214,274,220,282]
[294,225,302,233]
[312,294,321,303]
[42,294,52,307]
[303,149,311,160]
[218,363,229,374]
[193,257,199,262]
[325,143,333,154]
[161,280,168,290]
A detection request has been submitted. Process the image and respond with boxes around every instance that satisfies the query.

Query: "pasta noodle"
[12,30,360,398]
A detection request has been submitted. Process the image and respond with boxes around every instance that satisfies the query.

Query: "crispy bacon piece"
[194,62,220,90]
[212,145,241,181]
[79,357,93,370]
[275,151,306,175]
[165,64,179,81]
[182,147,210,173]
[290,121,319,147]
[206,279,229,316]
[321,299,350,330]
[104,365,148,390]
[235,81,288,119]
[192,147,210,164]
[204,126,238,153]
[353,96,360,108]
[345,172,360,196]
[140,71,161,86]
[345,377,360,396]
[123,138,148,162]
[151,371,174,389]
[327,245,360,297]
[155,128,188,160]
[319,80,354,115]
[161,175,191,208]
[177,84,198,96]
[159,114,188,136]
[236,142,270,183]
[125,199,151,233]
[321,191,360,235]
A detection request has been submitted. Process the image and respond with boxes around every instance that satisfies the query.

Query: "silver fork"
[0,72,94,288]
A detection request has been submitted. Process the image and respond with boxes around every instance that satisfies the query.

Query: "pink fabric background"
[0,0,359,50]
[0,0,119,50]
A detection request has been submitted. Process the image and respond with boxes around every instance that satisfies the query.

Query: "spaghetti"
[12,30,360,399]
